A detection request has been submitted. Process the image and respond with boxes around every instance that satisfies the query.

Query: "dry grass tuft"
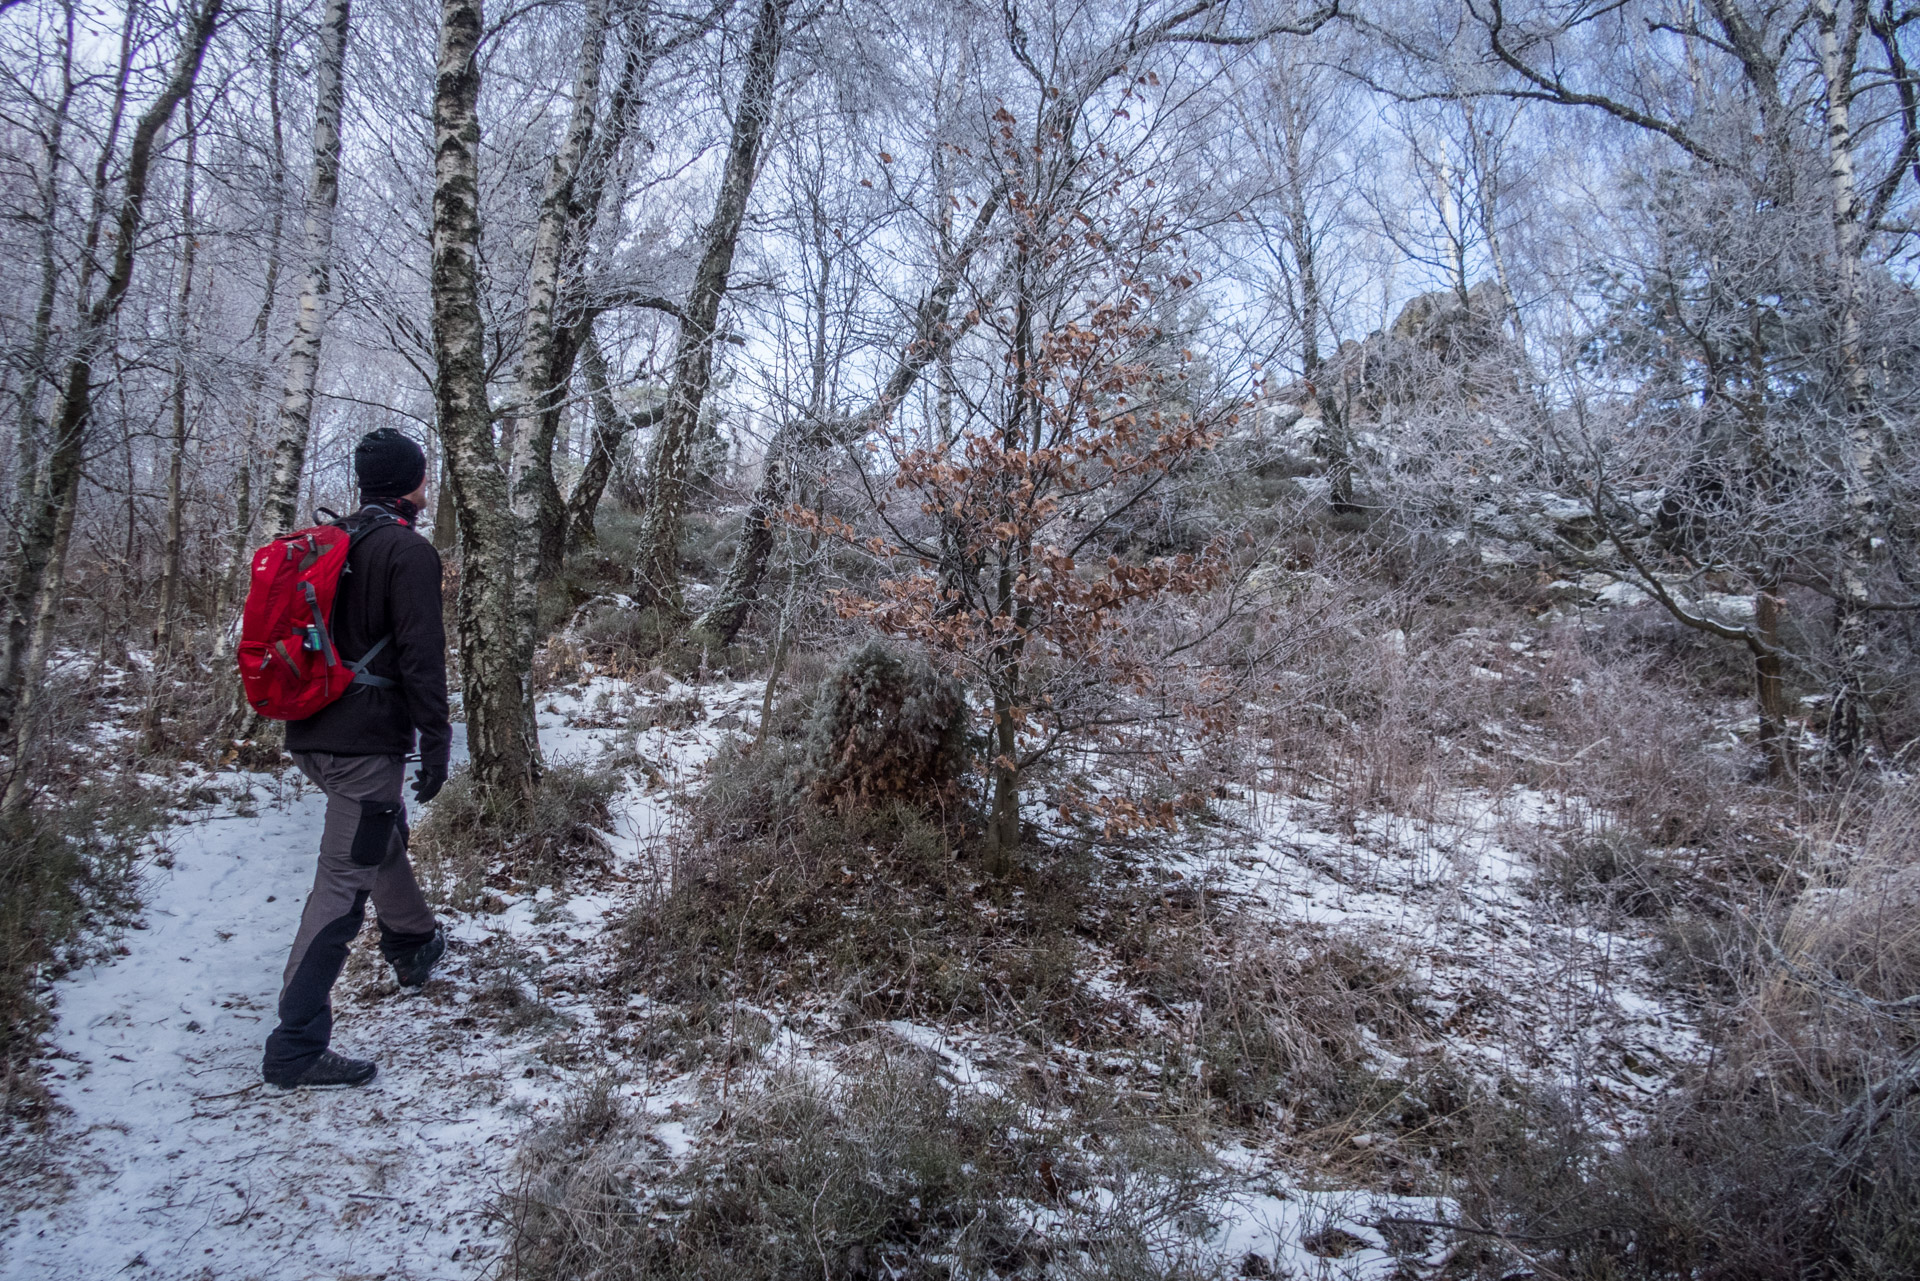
[1,784,159,1123]
[501,1047,1236,1281]
[804,641,968,810]
[1445,781,1920,1280]
[412,761,623,909]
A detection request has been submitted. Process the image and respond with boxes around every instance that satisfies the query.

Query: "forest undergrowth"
[0,664,172,1126]
[0,505,1912,1279]
[478,522,1920,1281]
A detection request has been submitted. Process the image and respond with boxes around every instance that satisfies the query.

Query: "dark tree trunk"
[7,12,76,634]
[1753,584,1796,781]
[505,0,607,637]
[564,325,663,553]
[530,322,585,581]
[154,94,201,660]
[634,0,788,607]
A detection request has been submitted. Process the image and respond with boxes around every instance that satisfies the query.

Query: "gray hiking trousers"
[263,752,437,1078]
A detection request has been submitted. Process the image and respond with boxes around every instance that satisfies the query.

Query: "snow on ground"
[0,676,761,1281]
[1178,782,1705,1122]
[3,664,1706,1280]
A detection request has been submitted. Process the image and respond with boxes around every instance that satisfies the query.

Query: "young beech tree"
[804,181,1232,874]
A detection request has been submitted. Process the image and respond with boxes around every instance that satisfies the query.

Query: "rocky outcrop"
[1253,279,1517,436]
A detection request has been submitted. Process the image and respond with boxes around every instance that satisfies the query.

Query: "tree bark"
[432,444,458,552]
[432,0,537,800]
[565,324,662,551]
[261,0,350,538]
[1815,0,1880,757]
[530,324,585,580]
[498,0,608,740]
[154,93,201,660]
[634,0,788,608]
[502,0,606,500]
[981,217,1039,878]
[211,0,288,660]
[7,7,76,609]
[1287,158,1355,513]
[540,3,698,568]
[3,0,223,813]
[3,15,78,729]
[1752,583,1796,780]
[985,687,1021,878]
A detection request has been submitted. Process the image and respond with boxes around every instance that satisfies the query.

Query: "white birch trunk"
[261,0,350,538]
[502,0,607,490]
[503,0,608,727]
[1815,0,1880,756]
[432,0,537,799]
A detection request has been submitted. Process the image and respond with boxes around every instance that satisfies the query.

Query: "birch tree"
[2,0,224,812]
[431,0,537,797]
[497,0,610,773]
[1222,41,1374,510]
[261,0,351,538]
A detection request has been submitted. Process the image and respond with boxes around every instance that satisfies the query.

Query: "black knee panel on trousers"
[262,889,369,1079]
[349,802,402,866]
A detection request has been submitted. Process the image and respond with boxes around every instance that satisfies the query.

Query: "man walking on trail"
[264,428,451,1089]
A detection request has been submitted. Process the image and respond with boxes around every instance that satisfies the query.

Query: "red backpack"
[236,508,402,721]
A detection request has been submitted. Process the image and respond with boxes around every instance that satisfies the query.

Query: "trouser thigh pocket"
[349,801,401,867]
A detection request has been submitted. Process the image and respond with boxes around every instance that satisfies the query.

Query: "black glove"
[411,760,448,805]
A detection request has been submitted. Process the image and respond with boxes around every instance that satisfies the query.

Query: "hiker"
[261,428,451,1089]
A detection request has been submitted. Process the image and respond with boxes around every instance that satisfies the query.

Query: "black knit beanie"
[354,427,428,499]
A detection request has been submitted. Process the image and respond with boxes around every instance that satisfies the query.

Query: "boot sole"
[266,1068,379,1089]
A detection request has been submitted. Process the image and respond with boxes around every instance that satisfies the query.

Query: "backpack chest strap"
[346,633,395,690]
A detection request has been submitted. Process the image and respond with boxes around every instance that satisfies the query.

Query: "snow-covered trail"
[2,767,510,1280]
[0,678,762,1281]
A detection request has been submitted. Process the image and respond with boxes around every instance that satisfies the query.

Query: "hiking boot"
[267,1049,377,1089]
[391,924,445,989]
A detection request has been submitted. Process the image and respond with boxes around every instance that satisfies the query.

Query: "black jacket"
[286,503,451,771]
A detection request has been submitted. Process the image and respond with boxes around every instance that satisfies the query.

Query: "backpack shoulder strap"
[338,504,406,691]
[341,503,407,547]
